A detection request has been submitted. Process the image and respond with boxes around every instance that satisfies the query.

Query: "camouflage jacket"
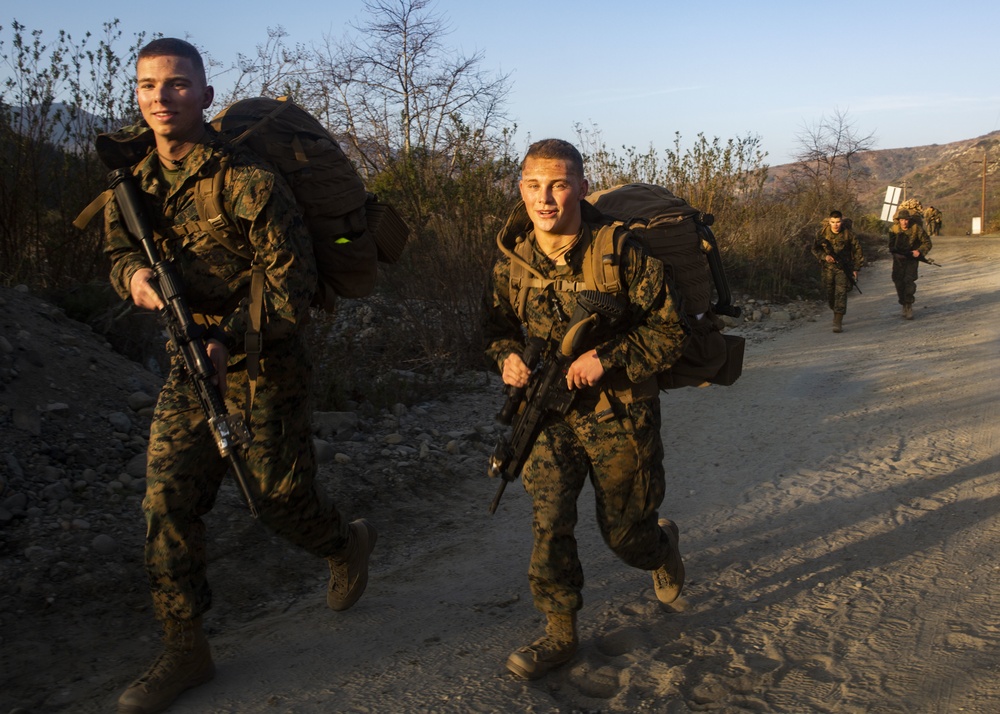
[483,221,685,393]
[104,128,317,356]
[812,225,864,269]
[888,222,932,257]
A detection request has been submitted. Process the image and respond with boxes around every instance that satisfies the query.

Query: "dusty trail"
[70,235,1000,713]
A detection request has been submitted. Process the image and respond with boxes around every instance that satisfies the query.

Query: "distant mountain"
[6,102,113,151]
[768,131,1000,231]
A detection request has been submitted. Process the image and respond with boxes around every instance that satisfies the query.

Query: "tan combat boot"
[832,312,844,333]
[327,519,378,611]
[903,304,913,320]
[117,617,215,714]
[652,518,685,604]
[506,611,578,679]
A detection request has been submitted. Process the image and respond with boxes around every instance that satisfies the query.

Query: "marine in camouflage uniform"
[811,211,864,333]
[103,38,375,714]
[482,139,686,680]
[923,206,942,237]
[888,209,933,319]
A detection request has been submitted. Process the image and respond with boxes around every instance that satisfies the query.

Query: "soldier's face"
[136,55,214,146]
[899,218,910,229]
[829,217,842,233]
[519,157,588,237]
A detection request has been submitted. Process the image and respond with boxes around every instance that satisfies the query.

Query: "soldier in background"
[812,210,864,333]
[926,206,943,236]
[889,209,933,319]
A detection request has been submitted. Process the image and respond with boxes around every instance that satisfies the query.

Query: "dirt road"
[142,234,997,714]
[9,234,1000,713]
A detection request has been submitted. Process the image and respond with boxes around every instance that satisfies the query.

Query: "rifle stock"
[109,168,261,519]
[487,290,626,513]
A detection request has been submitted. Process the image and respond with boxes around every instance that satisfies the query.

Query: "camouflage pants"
[821,265,851,314]
[143,336,349,622]
[891,257,920,305]
[520,397,671,615]
[892,255,920,305]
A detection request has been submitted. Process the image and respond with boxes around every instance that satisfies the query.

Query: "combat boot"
[903,304,913,320]
[327,518,378,611]
[832,312,844,333]
[652,518,685,604]
[506,612,578,679]
[117,617,214,714]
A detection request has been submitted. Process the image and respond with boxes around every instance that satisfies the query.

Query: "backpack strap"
[165,155,253,259]
[586,223,628,294]
[73,189,114,230]
[496,232,542,320]
[497,220,630,319]
[229,96,294,149]
[164,150,264,406]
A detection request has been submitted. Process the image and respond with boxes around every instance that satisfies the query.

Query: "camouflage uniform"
[104,131,350,623]
[482,211,686,615]
[812,223,864,315]
[888,221,933,306]
[923,207,942,237]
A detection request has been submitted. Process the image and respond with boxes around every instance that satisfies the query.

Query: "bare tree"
[785,108,877,222]
[216,26,311,105]
[309,0,512,197]
[0,20,145,287]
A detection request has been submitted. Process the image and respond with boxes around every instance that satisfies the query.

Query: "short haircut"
[829,210,843,219]
[522,139,585,179]
[138,38,206,82]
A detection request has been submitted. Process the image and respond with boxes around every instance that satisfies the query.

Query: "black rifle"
[890,248,942,267]
[109,168,261,518]
[488,290,627,514]
[819,238,861,294]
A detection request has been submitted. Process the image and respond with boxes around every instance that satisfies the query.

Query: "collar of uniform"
[134,126,217,199]
[525,223,593,274]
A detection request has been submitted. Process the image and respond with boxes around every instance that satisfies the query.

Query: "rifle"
[487,290,627,514]
[108,168,261,518]
[890,248,942,267]
[819,238,861,294]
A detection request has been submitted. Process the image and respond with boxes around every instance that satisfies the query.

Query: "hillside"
[769,130,1000,232]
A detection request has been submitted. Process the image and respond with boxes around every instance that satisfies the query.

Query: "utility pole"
[971,150,987,235]
[982,150,987,233]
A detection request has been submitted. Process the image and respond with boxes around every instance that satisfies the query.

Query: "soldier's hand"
[912,250,921,258]
[566,349,605,390]
[129,268,164,311]
[825,255,835,263]
[502,353,530,389]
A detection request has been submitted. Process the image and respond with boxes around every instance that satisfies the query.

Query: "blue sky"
[5,0,999,165]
